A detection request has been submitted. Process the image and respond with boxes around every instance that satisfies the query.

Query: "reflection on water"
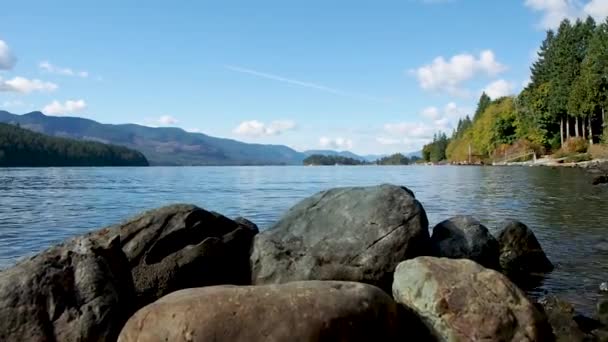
[0,165,607,315]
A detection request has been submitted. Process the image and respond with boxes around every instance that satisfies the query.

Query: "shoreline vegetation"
[0,122,149,167]
[419,17,608,170]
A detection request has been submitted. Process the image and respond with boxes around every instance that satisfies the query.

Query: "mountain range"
[0,111,420,165]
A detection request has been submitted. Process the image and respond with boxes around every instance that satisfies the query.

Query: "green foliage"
[0,123,149,166]
[376,153,412,165]
[473,92,491,121]
[444,17,607,163]
[303,154,366,165]
[422,132,449,162]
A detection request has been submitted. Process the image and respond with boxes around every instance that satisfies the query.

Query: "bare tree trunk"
[575,116,579,137]
[566,116,570,141]
[588,116,593,145]
[560,117,564,147]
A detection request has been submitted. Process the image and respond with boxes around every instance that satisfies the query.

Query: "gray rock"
[600,282,608,293]
[0,235,134,342]
[598,299,608,326]
[537,295,588,342]
[94,204,259,306]
[497,219,553,275]
[431,215,500,269]
[392,257,553,342]
[118,281,418,342]
[251,184,430,291]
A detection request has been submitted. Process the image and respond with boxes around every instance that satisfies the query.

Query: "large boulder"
[118,281,419,342]
[537,295,588,342]
[94,204,259,306]
[496,220,554,276]
[0,235,134,342]
[430,215,500,269]
[250,184,430,291]
[392,257,552,342]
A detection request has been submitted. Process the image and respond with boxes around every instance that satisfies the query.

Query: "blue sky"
[1,0,607,154]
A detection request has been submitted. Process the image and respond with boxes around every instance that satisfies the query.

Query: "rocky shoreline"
[0,184,606,341]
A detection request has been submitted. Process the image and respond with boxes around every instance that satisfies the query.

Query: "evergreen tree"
[473,92,491,121]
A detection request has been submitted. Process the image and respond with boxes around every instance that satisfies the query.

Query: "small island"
[0,123,149,167]
[303,153,420,166]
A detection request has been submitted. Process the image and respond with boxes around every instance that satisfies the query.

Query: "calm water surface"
[1,166,607,315]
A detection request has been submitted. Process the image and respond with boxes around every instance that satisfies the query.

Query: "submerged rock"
[0,235,134,342]
[94,204,259,306]
[430,215,500,269]
[118,281,412,342]
[392,257,552,342]
[593,175,608,185]
[537,295,589,342]
[496,219,554,276]
[250,184,430,291]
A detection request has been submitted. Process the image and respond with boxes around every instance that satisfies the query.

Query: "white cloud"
[585,0,608,18]
[525,0,608,29]
[0,76,58,93]
[157,115,178,125]
[233,119,297,137]
[39,61,88,78]
[0,40,16,70]
[319,136,354,150]
[421,106,440,120]
[43,99,87,115]
[384,122,440,139]
[483,79,514,99]
[376,102,470,151]
[376,137,404,145]
[412,50,506,96]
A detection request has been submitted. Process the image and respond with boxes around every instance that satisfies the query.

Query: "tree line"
[421,17,608,163]
[0,123,149,167]
[303,153,420,166]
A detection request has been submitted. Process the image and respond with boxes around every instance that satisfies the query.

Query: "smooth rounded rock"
[94,204,259,306]
[496,219,553,276]
[431,215,500,269]
[118,281,415,342]
[392,257,552,342]
[0,235,134,342]
[251,184,430,291]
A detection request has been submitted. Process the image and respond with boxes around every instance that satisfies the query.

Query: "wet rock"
[598,299,608,326]
[118,281,414,342]
[537,295,588,342]
[430,215,500,269]
[496,219,553,276]
[593,175,608,185]
[94,204,259,306]
[0,235,134,342]
[392,256,552,342]
[251,184,430,291]
[599,282,608,293]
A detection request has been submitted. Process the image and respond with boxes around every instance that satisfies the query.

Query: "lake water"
[1,165,607,315]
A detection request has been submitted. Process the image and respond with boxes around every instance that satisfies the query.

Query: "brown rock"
[118,281,418,342]
[392,257,553,342]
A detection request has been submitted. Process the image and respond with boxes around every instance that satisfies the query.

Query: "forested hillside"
[0,123,149,167]
[422,17,608,163]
